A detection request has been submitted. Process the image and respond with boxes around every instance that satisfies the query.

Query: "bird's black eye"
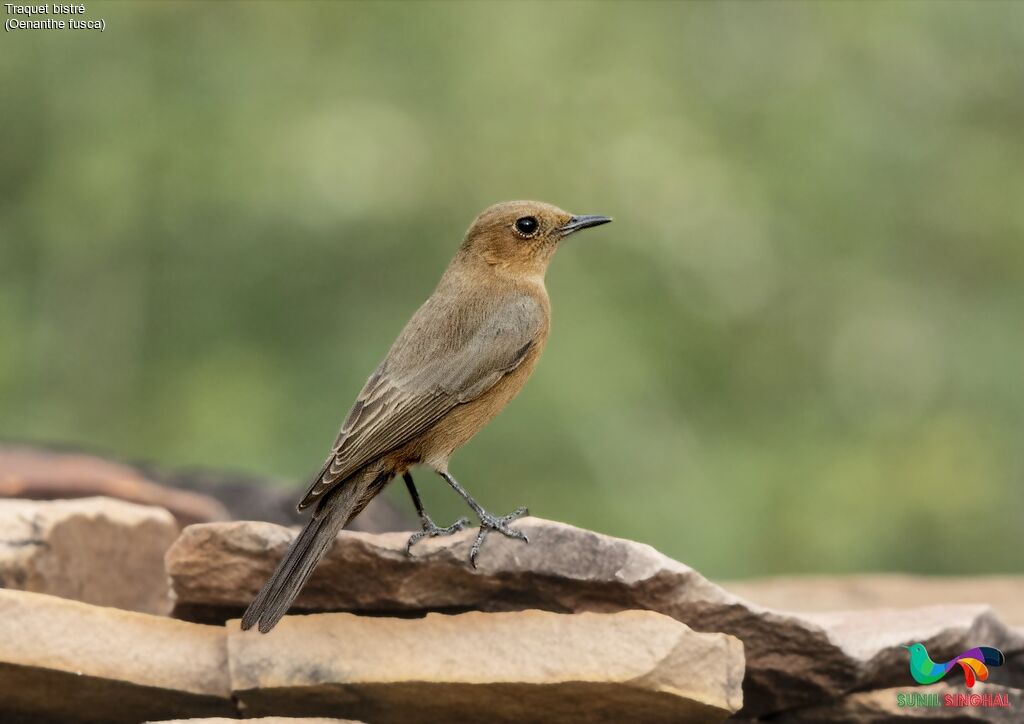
[514,216,539,236]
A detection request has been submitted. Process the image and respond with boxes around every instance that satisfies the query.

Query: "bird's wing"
[959,646,1005,667]
[297,292,545,510]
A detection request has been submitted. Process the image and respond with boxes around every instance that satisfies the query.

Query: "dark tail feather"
[240,479,364,633]
[978,646,1005,667]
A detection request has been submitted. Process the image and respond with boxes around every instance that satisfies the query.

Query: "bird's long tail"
[240,471,381,633]
[954,647,1005,688]
[956,658,987,688]
[975,646,1006,667]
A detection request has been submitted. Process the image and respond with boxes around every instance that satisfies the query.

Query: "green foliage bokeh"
[3,1,1023,577]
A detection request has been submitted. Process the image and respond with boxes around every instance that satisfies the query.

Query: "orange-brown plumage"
[242,201,611,633]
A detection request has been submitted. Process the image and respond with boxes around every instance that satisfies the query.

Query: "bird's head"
[459,200,611,278]
[903,642,932,665]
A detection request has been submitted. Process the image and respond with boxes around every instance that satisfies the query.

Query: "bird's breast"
[411,326,548,468]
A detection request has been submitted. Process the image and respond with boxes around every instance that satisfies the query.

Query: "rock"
[227,610,744,723]
[164,518,1024,716]
[151,719,362,724]
[0,445,229,527]
[776,682,1020,721]
[725,574,1024,627]
[0,589,233,723]
[800,606,1024,693]
[0,444,411,532]
[0,497,178,614]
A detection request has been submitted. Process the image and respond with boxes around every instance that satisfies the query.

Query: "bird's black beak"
[557,214,612,237]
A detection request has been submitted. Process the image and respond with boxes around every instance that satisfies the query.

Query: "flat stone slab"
[167,517,1024,717]
[0,589,233,723]
[0,497,178,614]
[803,605,1024,692]
[0,443,409,532]
[776,682,1020,721]
[726,574,1024,627]
[0,445,229,527]
[151,719,362,723]
[227,610,744,723]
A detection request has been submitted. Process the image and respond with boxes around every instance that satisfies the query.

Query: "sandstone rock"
[0,444,410,532]
[801,606,1024,693]
[725,574,1024,627]
[0,497,177,614]
[165,517,1024,716]
[0,589,233,723]
[227,610,744,723]
[151,718,362,723]
[0,445,229,527]
[776,682,1020,721]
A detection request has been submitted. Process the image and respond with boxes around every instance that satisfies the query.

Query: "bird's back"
[298,260,549,510]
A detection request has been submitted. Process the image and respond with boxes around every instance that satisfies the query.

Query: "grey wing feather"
[297,293,543,510]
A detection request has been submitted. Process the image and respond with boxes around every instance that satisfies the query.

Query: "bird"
[241,200,612,633]
[903,642,1005,688]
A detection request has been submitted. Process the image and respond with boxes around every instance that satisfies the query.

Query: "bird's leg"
[403,471,469,555]
[437,471,529,568]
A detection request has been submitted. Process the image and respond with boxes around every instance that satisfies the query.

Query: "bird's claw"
[469,506,529,568]
[405,515,470,556]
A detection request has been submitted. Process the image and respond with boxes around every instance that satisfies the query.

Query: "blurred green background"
[3,1,1023,578]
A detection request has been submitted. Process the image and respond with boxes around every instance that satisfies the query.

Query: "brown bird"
[241,201,611,633]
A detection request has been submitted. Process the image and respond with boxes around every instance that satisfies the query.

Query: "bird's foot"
[405,514,470,556]
[469,506,529,568]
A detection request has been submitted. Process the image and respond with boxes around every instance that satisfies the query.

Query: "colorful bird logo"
[903,642,1005,688]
